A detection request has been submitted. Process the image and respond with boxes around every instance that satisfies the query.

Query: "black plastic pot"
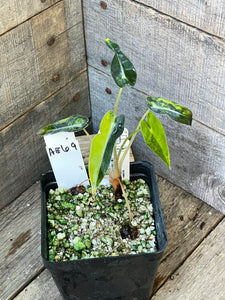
[41,161,167,300]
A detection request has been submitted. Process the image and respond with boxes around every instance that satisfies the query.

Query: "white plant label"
[101,128,130,185]
[44,132,89,189]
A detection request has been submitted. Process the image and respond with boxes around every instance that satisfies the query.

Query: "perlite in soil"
[47,179,157,262]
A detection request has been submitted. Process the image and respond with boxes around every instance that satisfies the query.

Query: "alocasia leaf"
[105,38,137,88]
[141,111,170,168]
[37,115,89,136]
[146,97,192,125]
[89,110,125,193]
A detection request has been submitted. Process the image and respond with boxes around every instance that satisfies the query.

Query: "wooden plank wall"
[0,0,91,209]
[82,0,225,214]
[137,0,225,39]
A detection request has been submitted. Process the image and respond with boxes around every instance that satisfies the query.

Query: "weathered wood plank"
[64,0,83,29]
[0,182,43,300]
[14,269,62,300]
[152,176,224,294]
[83,0,225,136]
[137,0,225,39]
[0,0,86,130]
[0,0,60,35]
[152,217,225,299]
[87,67,225,214]
[0,71,90,209]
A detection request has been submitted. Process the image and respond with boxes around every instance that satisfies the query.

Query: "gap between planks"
[8,267,45,300]
[0,68,87,132]
[151,214,225,297]
[0,0,62,38]
[151,216,225,300]
[129,0,225,41]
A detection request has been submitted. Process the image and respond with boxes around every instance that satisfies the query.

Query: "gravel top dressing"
[47,179,157,262]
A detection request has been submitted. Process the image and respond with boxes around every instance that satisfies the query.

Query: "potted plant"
[38,39,192,300]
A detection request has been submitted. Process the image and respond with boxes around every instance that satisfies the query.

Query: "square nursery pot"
[41,161,168,300]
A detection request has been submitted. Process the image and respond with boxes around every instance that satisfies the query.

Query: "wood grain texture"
[83,0,225,136]
[87,67,225,213]
[152,176,224,294]
[137,0,225,39]
[0,0,60,35]
[0,72,90,209]
[0,182,43,300]
[152,217,225,299]
[0,0,86,130]
[14,269,62,300]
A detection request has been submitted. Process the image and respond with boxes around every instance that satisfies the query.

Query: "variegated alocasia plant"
[38,38,192,221]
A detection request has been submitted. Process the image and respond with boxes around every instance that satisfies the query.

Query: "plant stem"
[83,128,92,141]
[117,129,140,161]
[114,88,123,116]
[118,178,133,222]
[113,144,120,176]
[118,109,149,171]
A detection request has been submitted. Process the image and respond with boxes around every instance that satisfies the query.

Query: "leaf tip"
[37,128,45,136]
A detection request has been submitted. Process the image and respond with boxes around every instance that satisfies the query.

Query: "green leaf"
[37,115,89,136]
[89,110,125,193]
[146,97,192,125]
[105,39,120,52]
[141,111,170,168]
[105,38,137,88]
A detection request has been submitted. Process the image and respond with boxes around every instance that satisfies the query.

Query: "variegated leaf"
[37,115,89,136]
[141,111,170,168]
[105,38,137,88]
[146,97,192,125]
